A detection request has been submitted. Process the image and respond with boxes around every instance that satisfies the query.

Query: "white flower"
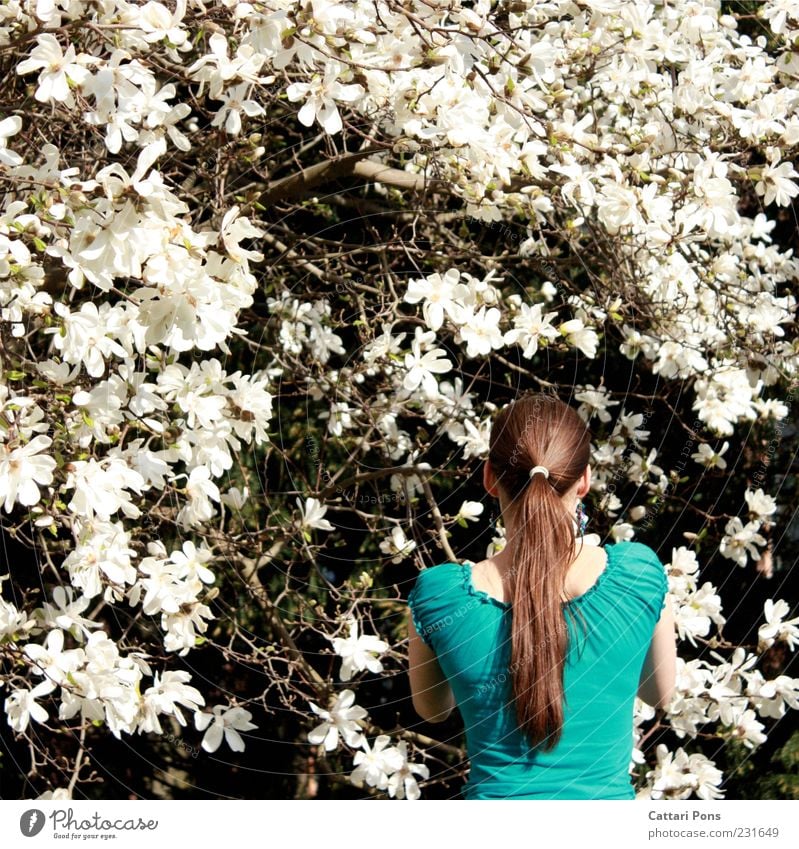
[16,34,95,104]
[753,674,799,719]
[719,517,768,567]
[458,306,504,358]
[169,540,215,584]
[744,488,778,519]
[404,269,469,331]
[46,301,129,378]
[134,1,189,47]
[691,441,729,470]
[503,302,560,358]
[23,629,84,687]
[194,704,258,753]
[4,678,56,733]
[349,734,404,790]
[455,501,484,523]
[64,457,146,522]
[221,486,249,511]
[574,385,619,423]
[725,703,767,750]
[758,599,799,650]
[0,116,22,166]
[211,83,265,135]
[674,583,724,647]
[559,318,599,358]
[0,596,35,641]
[297,496,335,532]
[452,415,492,460]
[177,466,221,528]
[37,788,71,800]
[403,328,453,399]
[0,115,21,146]
[0,436,57,514]
[596,182,641,233]
[286,66,363,135]
[379,526,417,564]
[35,585,100,641]
[219,205,265,264]
[760,0,799,35]
[307,689,367,751]
[187,31,272,99]
[626,447,665,483]
[385,741,430,800]
[140,670,205,734]
[61,518,137,600]
[331,618,388,682]
[756,159,799,207]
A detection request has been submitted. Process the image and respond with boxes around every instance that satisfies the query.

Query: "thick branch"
[259,150,452,206]
[259,148,382,205]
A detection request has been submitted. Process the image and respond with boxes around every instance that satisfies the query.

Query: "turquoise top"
[407,540,669,800]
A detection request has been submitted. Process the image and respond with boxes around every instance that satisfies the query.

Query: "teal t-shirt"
[407,540,669,800]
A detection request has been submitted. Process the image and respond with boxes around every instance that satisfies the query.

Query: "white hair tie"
[529,465,550,479]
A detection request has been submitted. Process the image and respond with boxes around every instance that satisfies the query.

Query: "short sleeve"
[408,578,434,649]
[612,541,669,624]
[407,563,459,652]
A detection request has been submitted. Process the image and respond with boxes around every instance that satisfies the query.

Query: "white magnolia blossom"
[16,34,96,105]
[37,788,71,800]
[647,743,725,801]
[455,500,484,524]
[194,704,258,753]
[758,599,799,651]
[559,318,600,359]
[385,741,430,801]
[404,269,470,332]
[574,385,620,424]
[0,595,35,642]
[379,526,417,564]
[307,689,368,751]
[718,517,769,567]
[503,301,560,358]
[691,441,729,470]
[331,618,388,682]
[349,734,404,791]
[0,436,57,513]
[285,65,364,135]
[402,327,453,399]
[673,583,725,649]
[297,496,335,532]
[4,678,57,733]
[744,488,778,520]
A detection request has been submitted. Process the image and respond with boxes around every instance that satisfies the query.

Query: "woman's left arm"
[407,614,456,723]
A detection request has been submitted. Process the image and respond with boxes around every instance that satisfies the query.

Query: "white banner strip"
[1,799,796,849]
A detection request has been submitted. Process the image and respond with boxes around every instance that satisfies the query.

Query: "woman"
[407,392,677,799]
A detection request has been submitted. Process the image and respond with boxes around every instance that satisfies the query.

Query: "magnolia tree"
[0,0,798,800]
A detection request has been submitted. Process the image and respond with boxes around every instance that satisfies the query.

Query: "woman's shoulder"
[410,561,462,586]
[610,539,664,568]
[408,561,463,599]
[607,540,668,598]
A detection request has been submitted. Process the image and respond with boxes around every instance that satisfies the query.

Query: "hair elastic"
[528,465,549,479]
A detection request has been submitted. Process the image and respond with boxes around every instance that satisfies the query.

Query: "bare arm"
[637,592,678,710]
[407,613,456,723]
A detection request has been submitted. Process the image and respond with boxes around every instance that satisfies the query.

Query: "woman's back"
[407,540,669,799]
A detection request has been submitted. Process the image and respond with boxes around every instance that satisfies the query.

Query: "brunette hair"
[487,391,592,751]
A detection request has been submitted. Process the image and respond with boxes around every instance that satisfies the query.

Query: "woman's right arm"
[637,593,677,710]
[407,614,455,723]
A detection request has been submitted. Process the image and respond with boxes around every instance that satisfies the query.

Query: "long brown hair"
[487,391,592,751]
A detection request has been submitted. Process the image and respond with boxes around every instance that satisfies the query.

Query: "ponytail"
[487,392,592,750]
